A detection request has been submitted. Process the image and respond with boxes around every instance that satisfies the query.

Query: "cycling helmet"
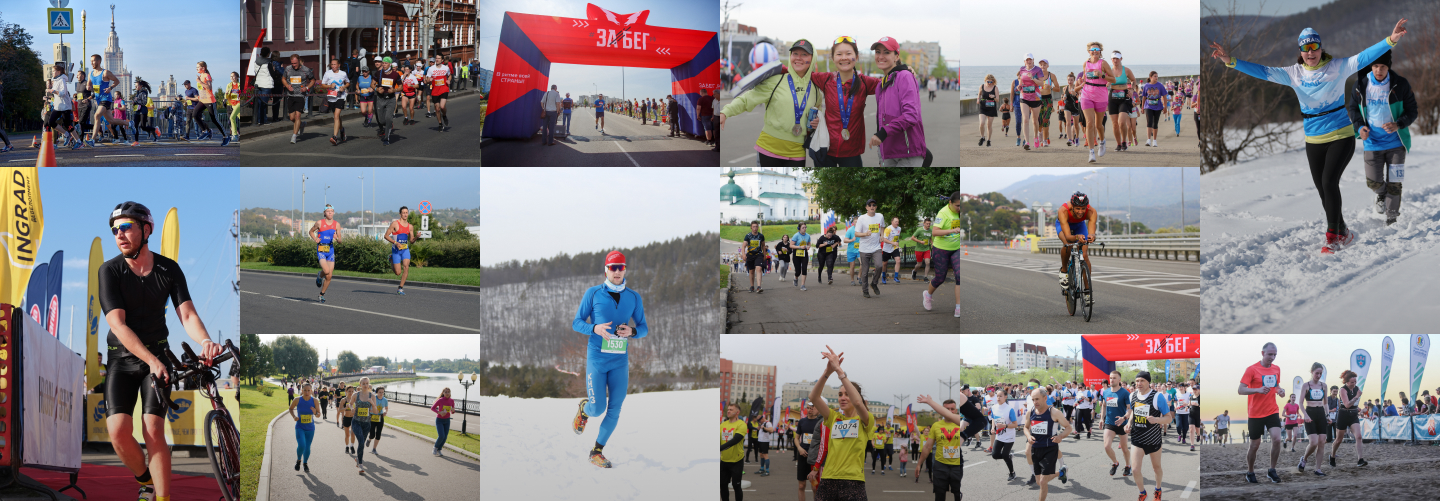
[1070,192,1089,207]
[110,201,154,258]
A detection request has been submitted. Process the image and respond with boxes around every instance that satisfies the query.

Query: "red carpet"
[25,463,221,500]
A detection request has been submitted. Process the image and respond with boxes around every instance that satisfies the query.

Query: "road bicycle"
[1061,240,1103,321]
[149,339,241,501]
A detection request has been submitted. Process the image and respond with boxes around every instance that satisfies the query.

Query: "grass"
[719,263,729,288]
[383,417,480,456]
[241,261,479,286]
[239,381,289,501]
[721,224,931,250]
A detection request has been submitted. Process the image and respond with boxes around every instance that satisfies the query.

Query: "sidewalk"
[240,88,478,140]
[263,408,478,501]
[726,267,957,333]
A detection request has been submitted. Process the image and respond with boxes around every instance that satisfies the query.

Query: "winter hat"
[1372,50,1392,69]
[1299,28,1322,48]
[605,250,626,267]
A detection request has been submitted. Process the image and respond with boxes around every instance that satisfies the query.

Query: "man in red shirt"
[1239,342,1285,484]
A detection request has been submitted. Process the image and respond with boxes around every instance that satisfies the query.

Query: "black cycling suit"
[99,252,193,417]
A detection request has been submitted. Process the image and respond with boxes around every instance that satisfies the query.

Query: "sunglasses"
[833,35,855,45]
[1299,42,1321,52]
[111,222,138,235]
[606,264,627,272]
[1088,48,1103,52]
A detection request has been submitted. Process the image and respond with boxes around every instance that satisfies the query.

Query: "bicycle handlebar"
[150,339,238,411]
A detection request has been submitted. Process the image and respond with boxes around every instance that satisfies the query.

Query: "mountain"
[1202,0,1424,70]
[995,167,1201,209]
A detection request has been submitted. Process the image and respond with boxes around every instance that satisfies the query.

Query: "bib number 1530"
[597,29,650,50]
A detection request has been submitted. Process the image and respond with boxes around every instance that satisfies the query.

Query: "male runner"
[88,54,130,146]
[908,218,933,281]
[309,204,342,303]
[880,217,901,284]
[916,396,965,500]
[1125,371,1175,501]
[383,206,412,294]
[1023,388,1073,501]
[282,54,314,144]
[320,59,349,145]
[855,200,885,297]
[594,93,607,134]
[100,201,223,501]
[742,221,766,293]
[792,402,820,501]
[756,414,775,475]
[1240,342,1285,484]
[721,402,748,501]
[374,58,402,146]
[1103,370,1132,477]
[1056,191,1097,294]
[571,250,648,468]
[425,58,451,131]
[842,218,859,285]
[1061,382,1078,425]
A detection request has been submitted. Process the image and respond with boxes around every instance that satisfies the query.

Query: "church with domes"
[719,168,812,224]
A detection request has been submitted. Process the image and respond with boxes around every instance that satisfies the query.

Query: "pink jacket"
[874,66,927,160]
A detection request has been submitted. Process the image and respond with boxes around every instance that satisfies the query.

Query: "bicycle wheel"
[205,409,242,501]
[1080,261,1093,322]
[1064,264,1077,317]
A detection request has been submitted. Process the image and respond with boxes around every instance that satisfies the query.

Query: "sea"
[959,64,1200,98]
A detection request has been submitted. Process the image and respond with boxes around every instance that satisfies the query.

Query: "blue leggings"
[295,428,315,462]
[1174,110,1183,135]
[585,361,630,446]
[435,417,451,451]
[351,420,372,463]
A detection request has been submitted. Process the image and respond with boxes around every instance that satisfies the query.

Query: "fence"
[388,390,478,416]
[1036,233,1200,261]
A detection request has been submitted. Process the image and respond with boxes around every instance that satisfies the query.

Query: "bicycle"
[1061,239,1103,321]
[149,339,241,501]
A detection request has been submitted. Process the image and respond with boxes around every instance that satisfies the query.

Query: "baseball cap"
[1024,52,1035,61]
[789,39,814,55]
[871,37,898,53]
[605,250,626,266]
[866,198,878,206]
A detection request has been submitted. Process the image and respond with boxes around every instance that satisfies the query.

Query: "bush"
[415,239,479,269]
[262,235,477,271]
[240,245,272,263]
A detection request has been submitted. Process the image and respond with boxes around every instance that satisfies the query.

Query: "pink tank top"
[1082,60,1107,101]
[1019,74,1039,101]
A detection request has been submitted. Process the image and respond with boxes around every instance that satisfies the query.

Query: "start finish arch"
[483,3,720,139]
[1082,334,1200,388]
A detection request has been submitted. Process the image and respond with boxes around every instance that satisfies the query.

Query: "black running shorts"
[931,461,962,494]
[286,96,306,115]
[1031,444,1059,475]
[104,349,175,417]
[1248,412,1282,440]
[1106,424,1127,436]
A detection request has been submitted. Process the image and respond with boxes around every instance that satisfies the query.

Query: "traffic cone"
[29,135,38,148]
[36,130,56,167]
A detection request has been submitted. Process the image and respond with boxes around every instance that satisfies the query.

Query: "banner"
[1080,334,1200,388]
[905,404,916,434]
[1360,416,1417,441]
[160,207,179,313]
[21,311,84,471]
[1416,414,1440,441]
[1191,362,1200,381]
[772,396,781,429]
[85,390,238,446]
[886,405,895,427]
[0,302,13,468]
[1350,349,1372,393]
[1410,334,1429,410]
[822,211,837,235]
[87,237,103,394]
[1,167,44,308]
[44,250,63,336]
[1292,376,1303,411]
[1380,336,1395,401]
[26,262,47,324]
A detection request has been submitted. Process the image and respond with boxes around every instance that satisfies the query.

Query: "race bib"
[1290,413,1299,421]
[831,419,860,439]
[802,434,811,445]
[300,414,313,424]
[381,78,395,88]
[601,338,628,354]
[722,429,735,442]
[444,406,453,414]
[795,249,806,257]
[1262,375,1277,388]
[869,224,879,233]
[942,446,961,459]
[1022,86,1036,93]
[357,407,370,417]
[327,88,339,97]
[434,77,446,87]
[1135,404,1151,416]
[362,88,372,94]
[290,76,302,85]
[1086,71,1097,79]
[318,244,330,253]
[1111,91,1126,99]
[985,100,995,107]
[748,240,760,249]
[1388,164,1404,182]
[1310,389,1323,400]
[1028,421,1049,435]
[397,243,408,250]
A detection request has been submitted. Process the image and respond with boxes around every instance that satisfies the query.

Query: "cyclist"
[99,201,223,501]
[309,204,342,303]
[384,206,413,295]
[289,382,317,472]
[1056,192,1098,296]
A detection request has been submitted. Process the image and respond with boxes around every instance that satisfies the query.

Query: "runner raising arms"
[1125,371,1174,501]
[99,201,224,501]
[384,206,413,295]
[810,345,873,501]
[288,383,317,472]
[571,251,648,468]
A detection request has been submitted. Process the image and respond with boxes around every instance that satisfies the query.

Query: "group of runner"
[288,54,455,146]
[287,377,460,475]
[39,55,231,150]
[1239,342,1370,484]
[736,192,962,317]
[307,204,416,302]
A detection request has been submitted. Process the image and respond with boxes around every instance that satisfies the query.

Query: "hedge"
[262,236,477,272]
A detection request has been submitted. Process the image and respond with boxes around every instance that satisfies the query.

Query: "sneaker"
[572,399,589,434]
[1088,149,1097,163]
[1059,465,1068,484]
[357,462,365,475]
[801,286,807,291]
[1023,142,1030,151]
[295,459,301,471]
[303,463,309,473]
[954,304,961,318]
[1026,475,1036,486]
[871,283,880,296]
[1123,466,1132,477]
[1313,470,1326,476]
[922,290,933,311]
[318,294,326,304]
[793,278,798,287]
[863,288,871,299]
[1245,471,1258,483]
[1268,468,1281,483]
[0,146,11,153]
[221,135,231,146]
[316,270,324,287]
[979,137,985,146]
[138,485,155,501]
[1058,272,1070,287]
[1007,471,1016,481]
[1357,458,1368,467]
[1320,231,1341,254]
[1099,140,1106,157]
[291,134,298,144]
[1386,216,1397,226]
[1330,456,1336,467]
[987,140,992,146]
[1375,194,1386,214]
[433,449,441,457]
[1110,463,1119,475]
[749,286,754,293]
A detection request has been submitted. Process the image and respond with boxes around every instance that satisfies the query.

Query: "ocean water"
[960,64,1200,98]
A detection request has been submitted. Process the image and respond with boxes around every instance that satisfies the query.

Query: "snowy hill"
[481,389,719,500]
[1201,134,1440,333]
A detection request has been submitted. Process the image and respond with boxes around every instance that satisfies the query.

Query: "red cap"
[605,250,626,266]
[871,36,898,53]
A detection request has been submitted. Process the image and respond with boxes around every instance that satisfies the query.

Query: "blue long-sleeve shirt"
[1226,37,1395,144]
[571,284,648,368]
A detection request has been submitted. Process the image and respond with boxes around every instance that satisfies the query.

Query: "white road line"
[728,152,757,164]
[962,255,1201,297]
[1181,479,1198,498]
[238,271,478,295]
[174,153,226,156]
[95,154,145,157]
[963,461,987,468]
[241,290,479,332]
[614,142,640,166]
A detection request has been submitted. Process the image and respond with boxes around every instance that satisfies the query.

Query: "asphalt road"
[960,108,1200,166]
[240,93,480,166]
[1,137,237,166]
[265,408,478,501]
[480,107,721,166]
[716,89,961,167]
[960,246,1200,333]
[240,270,479,333]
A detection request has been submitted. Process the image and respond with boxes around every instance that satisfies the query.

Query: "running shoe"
[954,305,961,317]
[1007,471,1016,481]
[0,145,11,153]
[756,287,763,294]
[87,139,96,148]
[1059,465,1068,484]
[871,283,880,296]
[130,140,139,146]
[1245,471,1258,483]
[138,485,155,501]
[330,135,338,146]
[71,140,84,150]
[800,286,807,291]
[987,140,992,146]
[1313,470,1326,476]
[1110,463,1119,475]
[1045,138,1051,147]
[828,279,833,285]
[1026,475,1036,486]
[1190,445,1195,451]
[398,287,405,295]
[295,459,300,471]
[1330,455,1337,467]
[382,138,390,146]
[922,290,933,311]
[749,286,754,293]
[1267,468,1281,483]
[978,137,984,146]
[303,463,309,473]
[1123,466,1131,477]
[1089,149,1097,163]
[357,462,366,475]
[290,134,297,144]
[1357,458,1368,467]
[1375,194,1386,214]
[319,294,326,304]
[316,270,324,287]
[573,399,589,434]
[1154,488,1162,501]
[1098,140,1106,157]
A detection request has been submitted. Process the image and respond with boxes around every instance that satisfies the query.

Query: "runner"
[911,396,965,499]
[990,391,1020,481]
[1240,342,1286,483]
[194,61,229,145]
[1170,80,1186,137]
[923,193,962,317]
[1211,19,1407,253]
[1141,72,1168,147]
[1102,370,1133,477]
[320,59,349,145]
[1038,59,1059,147]
[1125,371,1174,501]
[99,201,224,501]
[855,200,885,298]
[1329,370,1367,467]
[43,62,85,150]
[374,57,402,146]
[369,387,388,454]
[1026,388,1072,501]
[281,54,314,144]
[357,67,376,127]
[978,74,998,146]
[384,206,413,294]
[594,93,606,134]
[815,225,842,286]
[809,345,872,500]
[425,57,451,131]
[1296,363,1332,476]
[792,401,820,501]
[318,381,330,420]
[1060,382,1077,425]
[1176,383,1193,450]
[743,221,766,293]
[1076,383,1095,440]
[342,386,357,453]
[432,387,455,456]
[309,204,342,302]
[1217,410,1231,447]
[1018,55,1043,151]
[1345,50,1414,227]
[89,54,131,146]
[776,234,792,282]
[1055,192,1096,295]
[880,218,901,284]
[842,219,860,286]
[1000,93,1013,140]
[792,223,812,291]
[289,382,317,472]
[1105,51,1135,152]
[0,78,11,152]
[1190,383,1203,450]
[757,413,775,476]
[721,402,748,501]
[1079,42,1116,162]
[346,377,377,474]
[907,218,932,282]
[570,250,647,468]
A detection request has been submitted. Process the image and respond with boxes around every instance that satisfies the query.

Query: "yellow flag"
[87,236,104,392]
[1,167,43,307]
[160,207,180,263]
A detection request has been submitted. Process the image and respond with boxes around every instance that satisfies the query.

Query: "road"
[960,109,1199,166]
[960,246,1199,333]
[716,89,961,167]
[1,137,237,166]
[480,106,720,166]
[240,92,480,166]
[240,270,479,333]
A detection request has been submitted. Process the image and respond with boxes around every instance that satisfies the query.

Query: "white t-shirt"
[321,70,349,102]
[1076,390,1094,410]
[1217,415,1229,428]
[1061,389,1077,406]
[542,89,561,112]
[990,405,1018,443]
[758,426,773,443]
[1176,392,1191,414]
[881,225,901,253]
[855,213,885,253]
[49,74,73,111]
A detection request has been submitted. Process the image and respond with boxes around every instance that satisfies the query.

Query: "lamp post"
[358,175,364,236]
[458,371,478,435]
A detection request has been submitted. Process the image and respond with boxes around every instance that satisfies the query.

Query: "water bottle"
[807,107,819,130]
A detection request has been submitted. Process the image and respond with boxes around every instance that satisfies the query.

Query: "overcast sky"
[727,0,959,69]
[961,167,1100,195]
[960,335,1089,367]
[1201,0,1329,17]
[964,0,1199,66]
[479,167,715,266]
[721,334,960,409]
[258,334,480,362]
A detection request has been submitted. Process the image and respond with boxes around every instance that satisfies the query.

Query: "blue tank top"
[1029,406,1057,448]
[91,69,112,102]
[316,219,338,245]
[295,396,316,431]
[358,75,372,92]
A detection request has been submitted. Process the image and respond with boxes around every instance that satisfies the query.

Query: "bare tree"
[1403,10,1440,134]
[1200,0,1301,172]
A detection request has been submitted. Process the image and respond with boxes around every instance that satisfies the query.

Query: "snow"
[1201,134,1440,333]
[480,389,718,500]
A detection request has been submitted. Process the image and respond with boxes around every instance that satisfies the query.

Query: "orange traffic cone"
[36,130,56,167]
[29,135,38,148]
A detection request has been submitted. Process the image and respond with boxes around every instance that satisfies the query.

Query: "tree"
[1199,2,1301,171]
[443,218,477,241]
[239,333,262,385]
[802,167,958,231]
[0,16,46,133]
[271,335,319,379]
[363,356,389,369]
[337,351,363,373]
[930,55,953,79]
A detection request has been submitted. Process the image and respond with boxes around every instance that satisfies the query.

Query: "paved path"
[266,410,478,501]
[0,138,236,166]
[717,89,962,167]
[960,108,1199,166]
[241,93,479,166]
[481,107,719,166]
[240,270,480,333]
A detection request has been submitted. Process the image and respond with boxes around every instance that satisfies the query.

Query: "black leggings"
[721,461,743,501]
[1306,137,1357,233]
[818,252,837,280]
[190,103,212,133]
[993,440,1015,473]
[1076,408,1093,436]
[206,103,227,135]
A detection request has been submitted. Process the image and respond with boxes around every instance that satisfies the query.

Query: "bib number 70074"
[596,29,650,50]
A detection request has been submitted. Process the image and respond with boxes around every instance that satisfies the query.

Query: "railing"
[388,390,478,416]
[1036,233,1200,261]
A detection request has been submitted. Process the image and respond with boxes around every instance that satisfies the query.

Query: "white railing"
[1036,233,1200,261]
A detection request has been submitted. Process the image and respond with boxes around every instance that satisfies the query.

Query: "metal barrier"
[387,390,478,416]
[1036,233,1200,261]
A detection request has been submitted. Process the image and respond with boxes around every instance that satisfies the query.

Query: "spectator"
[540,84,561,146]
[560,92,574,135]
[697,88,716,150]
[666,94,680,137]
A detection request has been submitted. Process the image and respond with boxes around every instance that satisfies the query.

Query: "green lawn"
[241,261,479,286]
[240,382,289,501]
[719,263,729,288]
[384,417,480,456]
[721,224,930,250]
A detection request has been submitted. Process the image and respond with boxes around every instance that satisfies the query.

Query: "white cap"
[1111,51,1123,59]
[1024,52,1035,61]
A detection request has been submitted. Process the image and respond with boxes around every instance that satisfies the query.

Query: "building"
[899,41,942,75]
[721,358,776,405]
[102,6,133,99]
[376,0,477,65]
[997,339,1081,372]
[720,168,812,223]
[244,0,323,77]
[1167,359,1200,381]
[781,380,840,407]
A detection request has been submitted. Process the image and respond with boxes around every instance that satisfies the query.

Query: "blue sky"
[31,168,239,376]
[17,0,237,94]
[480,0,720,101]
[239,168,480,214]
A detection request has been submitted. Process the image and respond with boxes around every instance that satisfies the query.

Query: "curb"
[240,267,478,292]
[257,408,290,501]
[381,418,482,462]
[241,90,479,140]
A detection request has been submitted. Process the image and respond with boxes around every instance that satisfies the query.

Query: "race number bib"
[831,418,860,439]
[722,429,735,442]
[802,434,811,445]
[381,78,395,88]
[357,407,370,417]
[869,224,879,233]
[1111,91,1126,99]
[327,88,339,97]
[942,446,961,459]
[601,338,628,354]
[318,244,330,253]
[1028,421,1049,435]
[984,100,995,107]
[443,406,453,415]
[301,414,313,424]
[434,77,446,87]
[1389,164,1405,182]
[1262,375,1277,388]
[1310,389,1324,400]
[1133,404,1151,424]
[361,88,372,94]
[1022,86,1036,93]
[749,240,760,249]
[397,243,408,250]
[795,249,806,257]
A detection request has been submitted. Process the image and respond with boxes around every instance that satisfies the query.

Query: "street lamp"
[458,371,478,435]
[358,175,365,236]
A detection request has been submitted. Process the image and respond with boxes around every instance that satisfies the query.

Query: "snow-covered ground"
[1202,134,1440,333]
[481,389,717,500]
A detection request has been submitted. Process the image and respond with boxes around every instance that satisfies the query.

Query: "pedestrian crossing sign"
[48,8,74,34]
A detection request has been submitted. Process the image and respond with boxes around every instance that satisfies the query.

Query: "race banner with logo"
[1410,334,1429,410]
[21,312,83,471]
[1361,416,1419,441]
[43,250,63,336]
[1415,414,1440,441]
[1291,376,1303,410]
[1,167,44,309]
[1351,349,1372,393]
[25,262,46,324]
[87,237,103,394]
[1380,336,1395,401]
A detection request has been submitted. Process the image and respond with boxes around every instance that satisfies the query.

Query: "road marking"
[240,151,475,163]
[614,142,640,166]
[962,249,1200,297]
[728,152,756,164]
[1181,480,1197,498]
[241,290,480,332]
[175,153,227,156]
[95,154,145,157]
[963,461,987,468]
[239,270,477,295]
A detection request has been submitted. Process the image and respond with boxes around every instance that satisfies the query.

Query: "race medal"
[792,124,801,136]
[601,338,628,354]
[301,414,313,424]
[787,73,812,139]
[842,129,850,140]
[318,244,330,253]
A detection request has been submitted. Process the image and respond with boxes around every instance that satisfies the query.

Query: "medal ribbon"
[788,73,813,132]
[836,73,854,135]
